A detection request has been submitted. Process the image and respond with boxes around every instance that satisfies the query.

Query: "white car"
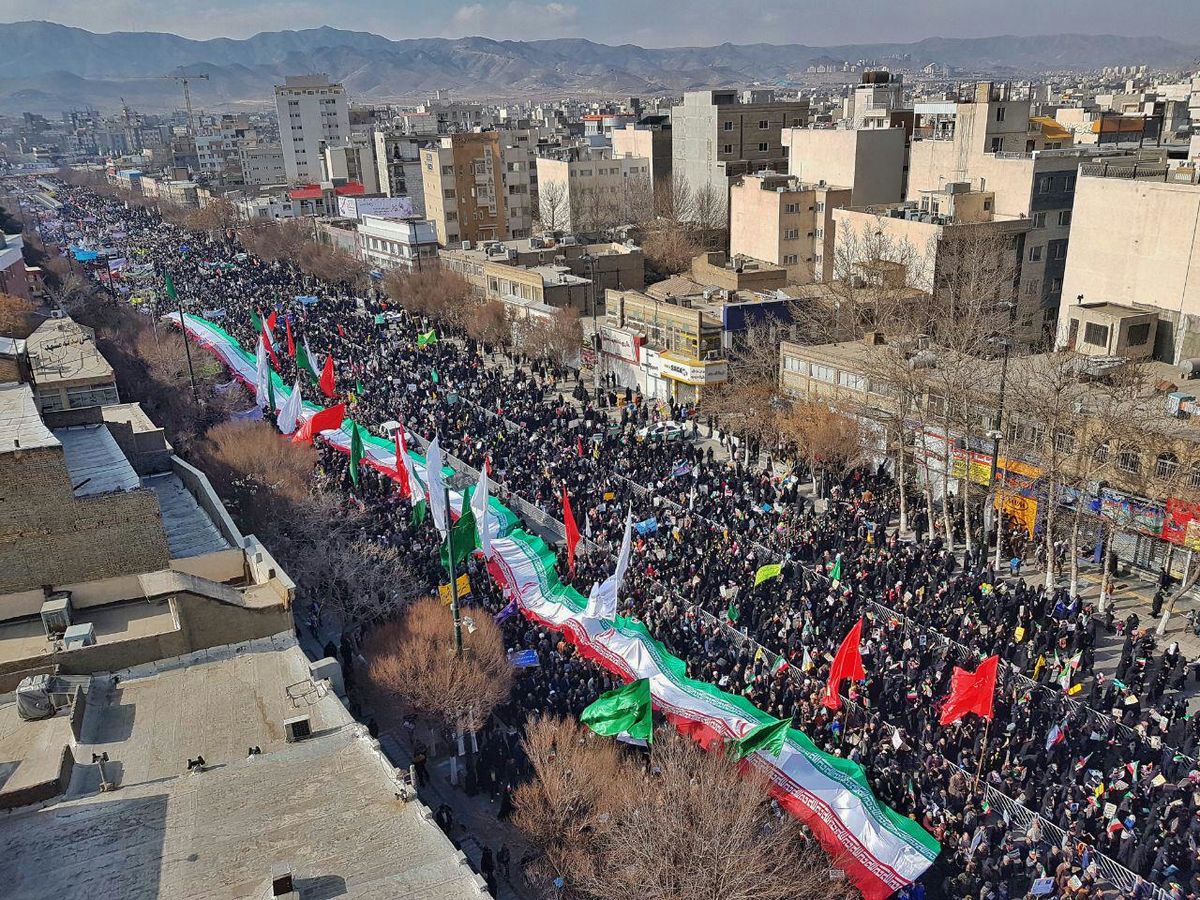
[637,422,687,443]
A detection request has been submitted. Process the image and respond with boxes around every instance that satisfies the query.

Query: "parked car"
[637,421,686,443]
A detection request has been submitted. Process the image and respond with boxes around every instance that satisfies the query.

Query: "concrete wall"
[784,128,906,207]
[1060,176,1200,341]
[0,446,169,598]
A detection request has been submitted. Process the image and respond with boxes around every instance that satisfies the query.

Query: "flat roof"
[26,316,114,386]
[0,639,487,900]
[0,600,177,666]
[143,472,233,558]
[54,424,140,497]
[0,382,57,452]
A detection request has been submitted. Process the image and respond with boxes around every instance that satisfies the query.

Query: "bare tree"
[465,299,513,350]
[365,596,514,731]
[780,400,866,493]
[642,224,701,279]
[0,292,37,338]
[538,179,569,233]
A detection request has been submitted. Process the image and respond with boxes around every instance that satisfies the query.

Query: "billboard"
[336,196,415,221]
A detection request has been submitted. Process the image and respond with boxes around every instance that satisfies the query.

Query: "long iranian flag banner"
[169,312,940,899]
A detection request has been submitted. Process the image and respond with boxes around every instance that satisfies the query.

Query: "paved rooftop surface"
[0,637,488,900]
[54,423,140,496]
[0,600,177,666]
[0,382,57,452]
[0,700,72,800]
[143,472,232,558]
[26,316,113,385]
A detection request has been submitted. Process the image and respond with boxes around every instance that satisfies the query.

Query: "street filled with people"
[32,178,1200,900]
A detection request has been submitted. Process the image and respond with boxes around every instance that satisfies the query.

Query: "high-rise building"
[274,75,351,184]
[373,130,427,215]
[420,132,508,247]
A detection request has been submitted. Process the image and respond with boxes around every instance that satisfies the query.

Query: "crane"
[164,68,209,134]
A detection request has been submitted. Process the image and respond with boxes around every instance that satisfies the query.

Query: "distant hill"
[0,21,1195,113]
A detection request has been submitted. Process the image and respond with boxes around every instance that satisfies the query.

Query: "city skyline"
[1,2,1198,48]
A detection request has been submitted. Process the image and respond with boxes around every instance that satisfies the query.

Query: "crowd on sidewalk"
[36,179,1200,900]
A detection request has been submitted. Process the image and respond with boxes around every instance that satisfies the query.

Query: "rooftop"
[0,637,487,900]
[54,423,140,497]
[26,316,114,386]
[143,472,233,559]
[0,382,57,452]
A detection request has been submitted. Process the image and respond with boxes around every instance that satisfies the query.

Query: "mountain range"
[0,21,1196,115]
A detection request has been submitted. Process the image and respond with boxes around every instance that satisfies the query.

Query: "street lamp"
[987,323,1015,572]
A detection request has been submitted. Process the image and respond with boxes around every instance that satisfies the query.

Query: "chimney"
[864,331,887,346]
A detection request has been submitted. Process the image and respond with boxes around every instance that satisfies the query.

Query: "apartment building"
[274,74,351,184]
[535,146,652,233]
[322,135,380,194]
[612,119,672,187]
[0,232,31,302]
[847,71,905,130]
[906,81,1152,340]
[782,127,907,207]
[238,144,286,186]
[833,183,1031,310]
[439,241,592,316]
[671,89,811,205]
[421,132,508,247]
[373,130,427,215]
[357,216,439,273]
[729,173,850,283]
[1057,163,1200,363]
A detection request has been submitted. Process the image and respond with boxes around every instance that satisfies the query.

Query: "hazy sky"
[1,0,1198,46]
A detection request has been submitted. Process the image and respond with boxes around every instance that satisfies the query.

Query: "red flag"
[265,310,277,332]
[822,618,866,710]
[394,424,411,499]
[561,485,580,574]
[576,435,584,457]
[260,317,280,368]
[939,654,999,726]
[318,354,336,398]
[337,323,346,338]
[291,402,346,445]
[285,316,296,358]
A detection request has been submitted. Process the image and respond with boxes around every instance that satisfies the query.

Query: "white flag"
[585,512,633,622]
[425,436,449,537]
[254,336,271,410]
[277,377,302,435]
[470,464,492,559]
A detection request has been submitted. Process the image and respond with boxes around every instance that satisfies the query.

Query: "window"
[1190,465,1200,490]
[1052,243,1067,260]
[1028,245,1043,262]
[1156,452,1180,480]
[723,121,734,131]
[1032,212,1046,228]
[839,371,867,391]
[1038,176,1053,193]
[784,203,798,213]
[1053,429,1076,454]
[1065,174,1077,192]
[995,106,1006,122]
[1094,441,1109,463]
[1050,277,1063,293]
[990,137,1002,152]
[783,254,798,265]
[815,227,823,239]
[811,364,835,383]
[723,144,733,154]
[1058,210,1072,227]
[1083,322,1109,347]
[1126,322,1151,346]
[757,142,769,152]
[815,202,825,213]
[758,119,769,129]
[443,188,456,199]
[1118,447,1141,474]
[782,356,808,373]
[784,228,799,240]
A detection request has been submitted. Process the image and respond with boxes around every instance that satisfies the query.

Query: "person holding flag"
[823,618,865,710]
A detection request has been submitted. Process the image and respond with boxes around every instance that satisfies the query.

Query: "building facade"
[274,75,351,184]
[420,132,507,247]
[535,147,651,234]
[782,126,907,207]
[357,216,439,273]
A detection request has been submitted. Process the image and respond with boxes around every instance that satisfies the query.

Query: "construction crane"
[164,68,209,135]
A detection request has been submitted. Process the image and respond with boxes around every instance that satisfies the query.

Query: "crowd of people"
[33,177,1200,900]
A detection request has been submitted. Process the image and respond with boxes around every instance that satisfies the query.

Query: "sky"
[0,0,1197,47]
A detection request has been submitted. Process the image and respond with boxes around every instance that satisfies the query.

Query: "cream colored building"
[782,127,907,208]
[1057,165,1200,362]
[420,132,508,247]
[612,123,672,187]
[729,173,850,283]
[535,147,651,234]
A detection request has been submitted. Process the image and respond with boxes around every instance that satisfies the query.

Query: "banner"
[168,313,940,900]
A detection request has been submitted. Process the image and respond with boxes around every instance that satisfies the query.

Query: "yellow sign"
[1014,626,1026,642]
[438,574,472,605]
[996,490,1038,539]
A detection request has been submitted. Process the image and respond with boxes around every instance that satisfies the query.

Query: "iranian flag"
[581,678,653,746]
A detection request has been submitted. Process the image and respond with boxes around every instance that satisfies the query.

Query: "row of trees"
[513,717,846,900]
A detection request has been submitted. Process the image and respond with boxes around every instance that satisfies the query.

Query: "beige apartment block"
[1057,166,1200,362]
[729,173,850,283]
[782,127,907,207]
[421,132,508,247]
[612,123,672,187]
[535,148,651,234]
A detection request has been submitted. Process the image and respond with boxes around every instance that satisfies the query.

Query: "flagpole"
[974,718,991,790]
[445,483,463,657]
[175,281,199,401]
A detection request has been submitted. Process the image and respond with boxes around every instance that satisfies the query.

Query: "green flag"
[295,342,318,381]
[349,422,364,487]
[417,329,438,347]
[411,498,427,527]
[581,678,653,746]
[250,308,262,332]
[732,717,790,761]
[726,599,740,624]
[754,563,782,587]
[164,272,178,303]
[355,379,364,396]
[440,493,478,573]
[830,556,843,583]
[431,368,440,384]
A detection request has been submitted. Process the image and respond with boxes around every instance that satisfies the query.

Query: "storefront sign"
[657,355,728,386]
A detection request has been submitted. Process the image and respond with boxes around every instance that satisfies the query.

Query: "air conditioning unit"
[50,309,66,319]
[460,240,473,251]
[62,622,95,650]
[41,592,72,639]
[284,715,312,743]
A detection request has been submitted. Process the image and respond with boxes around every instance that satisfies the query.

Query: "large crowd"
[33,179,1200,900]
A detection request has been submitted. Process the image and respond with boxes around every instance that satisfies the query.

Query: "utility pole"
[444,483,464,656]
